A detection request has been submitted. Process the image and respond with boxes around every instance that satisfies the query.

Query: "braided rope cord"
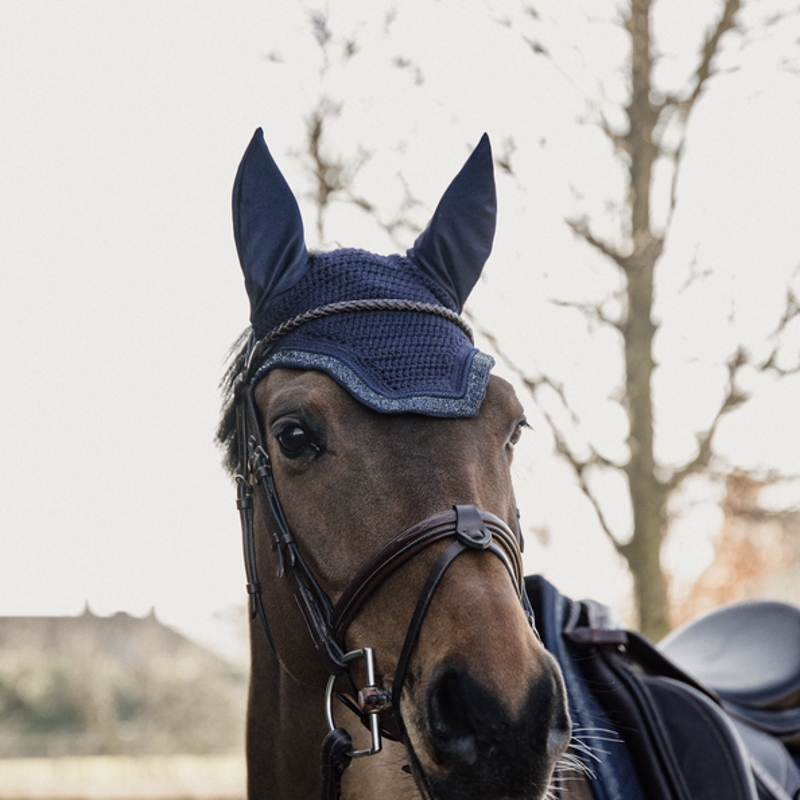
[246,298,474,376]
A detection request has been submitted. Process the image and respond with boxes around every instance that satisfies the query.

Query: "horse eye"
[507,419,529,454]
[273,422,320,459]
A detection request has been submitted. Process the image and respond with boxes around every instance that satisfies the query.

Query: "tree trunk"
[621,256,670,639]
[619,0,671,640]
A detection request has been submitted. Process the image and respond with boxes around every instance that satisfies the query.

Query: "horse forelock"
[216,328,251,478]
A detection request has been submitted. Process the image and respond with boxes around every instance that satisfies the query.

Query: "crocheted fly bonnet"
[232,129,496,417]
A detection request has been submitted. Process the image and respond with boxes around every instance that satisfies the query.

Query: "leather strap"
[238,381,347,675]
[332,508,524,645]
[320,727,353,800]
[392,539,468,712]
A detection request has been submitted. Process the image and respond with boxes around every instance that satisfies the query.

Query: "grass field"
[0,755,245,800]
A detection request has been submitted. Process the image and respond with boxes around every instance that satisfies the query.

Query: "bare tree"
[488,0,800,639]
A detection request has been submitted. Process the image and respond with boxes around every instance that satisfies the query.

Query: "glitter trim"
[252,349,494,418]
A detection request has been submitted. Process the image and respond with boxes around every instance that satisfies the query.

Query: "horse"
[218,131,800,800]
[218,130,572,800]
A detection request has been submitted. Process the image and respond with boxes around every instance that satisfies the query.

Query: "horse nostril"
[427,668,482,766]
[423,661,571,798]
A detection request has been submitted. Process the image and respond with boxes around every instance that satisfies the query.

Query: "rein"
[231,303,535,799]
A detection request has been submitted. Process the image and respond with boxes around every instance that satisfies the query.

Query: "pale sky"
[2,1,799,659]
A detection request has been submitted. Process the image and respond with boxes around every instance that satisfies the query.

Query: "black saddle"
[660,600,800,746]
[527,577,800,800]
[659,600,800,799]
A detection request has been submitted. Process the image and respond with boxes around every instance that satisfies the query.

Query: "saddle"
[527,576,800,800]
[660,600,800,747]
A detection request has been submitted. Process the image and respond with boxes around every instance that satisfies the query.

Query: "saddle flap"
[648,677,759,800]
[580,640,759,800]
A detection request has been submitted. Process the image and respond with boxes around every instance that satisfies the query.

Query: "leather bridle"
[231,303,536,799]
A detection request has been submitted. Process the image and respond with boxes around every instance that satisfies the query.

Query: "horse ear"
[407,133,496,311]
[232,128,309,325]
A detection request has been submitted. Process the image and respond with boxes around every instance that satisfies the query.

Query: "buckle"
[325,648,384,759]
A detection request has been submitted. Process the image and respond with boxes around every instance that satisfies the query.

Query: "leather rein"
[231,303,536,799]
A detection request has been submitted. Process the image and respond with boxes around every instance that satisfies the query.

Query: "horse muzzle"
[416,654,571,799]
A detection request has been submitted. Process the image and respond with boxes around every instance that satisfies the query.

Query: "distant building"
[0,607,246,758]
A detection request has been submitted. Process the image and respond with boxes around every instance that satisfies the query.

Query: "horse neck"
[246,624,327,800]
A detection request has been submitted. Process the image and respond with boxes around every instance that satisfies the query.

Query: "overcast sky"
[2,1,799,659]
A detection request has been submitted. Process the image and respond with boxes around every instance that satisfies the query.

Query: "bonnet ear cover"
[232,128,310,327]
[231,130,497,418]
[407,133,496,311]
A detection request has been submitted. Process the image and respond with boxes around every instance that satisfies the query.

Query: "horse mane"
[216,328,251,477]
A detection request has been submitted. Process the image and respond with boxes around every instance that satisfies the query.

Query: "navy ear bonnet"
[232,129,496,417]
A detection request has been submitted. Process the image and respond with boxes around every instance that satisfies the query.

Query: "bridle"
[231,300,536,799]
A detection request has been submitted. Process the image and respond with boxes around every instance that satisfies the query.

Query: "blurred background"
[2,0,799,796]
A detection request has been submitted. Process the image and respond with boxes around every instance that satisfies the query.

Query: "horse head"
[219,130,570,800]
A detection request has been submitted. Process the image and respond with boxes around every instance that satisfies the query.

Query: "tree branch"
[469,311,628,461]
[678,0,741,121]
[567,217,627,267]
[549,298,625,332]
[305,100,345,242]
[757,278,800,376]
[343,181,424,247]
[667,347,750,491]
[598,111,631,157]
[468,314,572,414]
[662,139,685,235]
[467,310,628,549]
[548,417,628,552]
[655,1,740,238]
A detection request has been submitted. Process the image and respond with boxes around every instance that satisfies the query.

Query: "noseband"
[231,303,536,798]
